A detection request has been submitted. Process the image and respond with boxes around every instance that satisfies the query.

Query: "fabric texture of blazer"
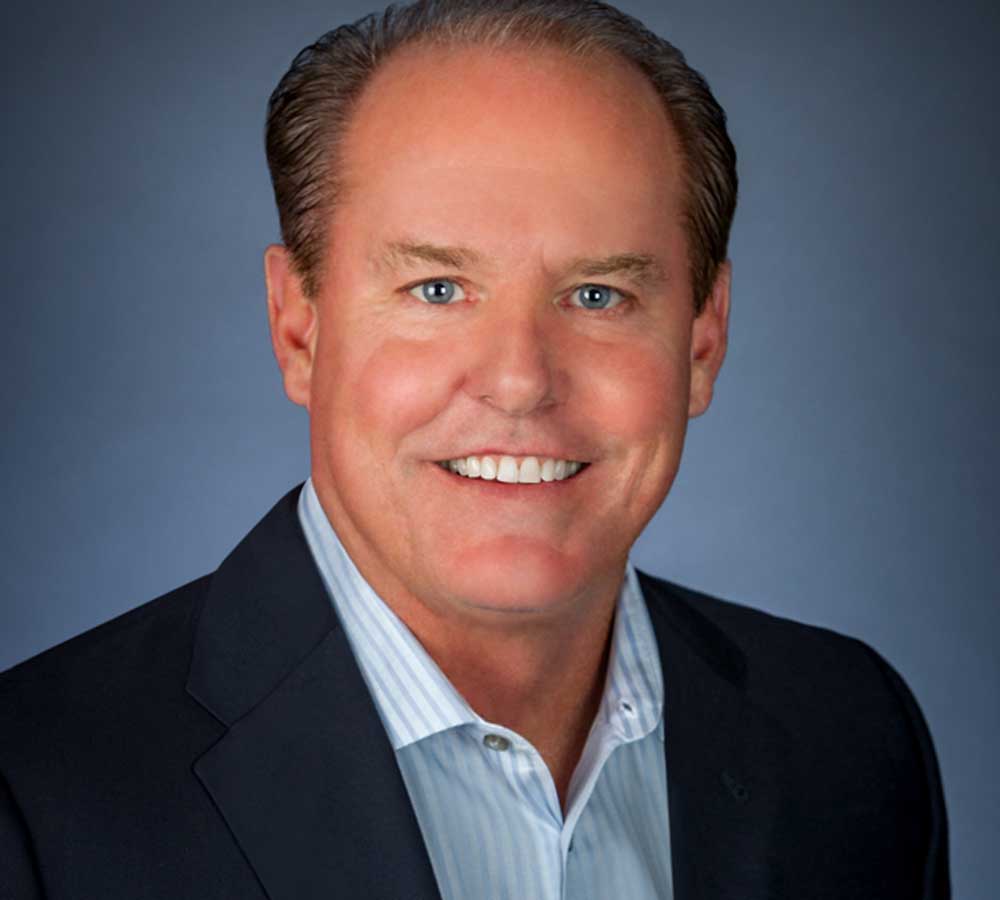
[0,485,950,899]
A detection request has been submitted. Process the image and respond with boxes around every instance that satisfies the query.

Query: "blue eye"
[572,284,624,310]
[409,279,466,304]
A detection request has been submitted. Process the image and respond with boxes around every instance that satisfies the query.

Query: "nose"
[464,307,560,417]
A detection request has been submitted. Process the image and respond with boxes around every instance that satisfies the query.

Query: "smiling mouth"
[435,454,589,484]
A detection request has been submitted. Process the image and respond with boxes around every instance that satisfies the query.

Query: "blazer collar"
[186,485,442,900]
[640,571,791,900]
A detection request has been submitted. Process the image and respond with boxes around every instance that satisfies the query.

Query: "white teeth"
[496,456,519,483]
[518,457,541,483]
[438,454,586,484]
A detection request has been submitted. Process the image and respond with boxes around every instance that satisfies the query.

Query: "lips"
[437,454,587,483]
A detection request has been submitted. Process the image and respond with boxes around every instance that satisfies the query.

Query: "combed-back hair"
[265,0,737,312]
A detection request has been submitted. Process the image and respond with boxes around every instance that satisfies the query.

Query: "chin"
[438,537,602,618]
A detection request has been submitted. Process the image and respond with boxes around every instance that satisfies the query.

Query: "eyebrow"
[375,240,484,272]
[373,240,669,289]
[569,252,668,288]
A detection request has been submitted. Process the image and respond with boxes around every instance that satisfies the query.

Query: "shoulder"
[1,574,210,685]
[640,569,906,696]
[0,575,215,760]
[637,570,944,787]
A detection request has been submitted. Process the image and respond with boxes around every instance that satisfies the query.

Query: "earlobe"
[688,260,732,418]
[264,244,317,409]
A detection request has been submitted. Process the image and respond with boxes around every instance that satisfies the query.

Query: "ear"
[264,244,317,409]
[688,260,731,418]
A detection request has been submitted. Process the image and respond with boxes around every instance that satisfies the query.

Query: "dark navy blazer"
[0,486,949,898]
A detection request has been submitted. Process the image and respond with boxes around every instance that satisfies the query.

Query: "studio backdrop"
[2,1,997,896]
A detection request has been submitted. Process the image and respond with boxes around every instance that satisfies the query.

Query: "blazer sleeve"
[0,772,45,899]
[863,644,951,900]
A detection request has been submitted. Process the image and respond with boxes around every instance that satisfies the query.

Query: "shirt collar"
[297,478,663,750]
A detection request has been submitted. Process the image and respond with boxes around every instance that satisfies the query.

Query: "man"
[0,1,949,898]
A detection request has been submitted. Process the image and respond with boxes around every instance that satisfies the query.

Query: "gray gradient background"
[2,0,997,894]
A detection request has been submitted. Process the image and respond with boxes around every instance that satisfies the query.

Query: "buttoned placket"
[474,706,643,896]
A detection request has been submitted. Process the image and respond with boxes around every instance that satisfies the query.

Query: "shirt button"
[483,733,511,752]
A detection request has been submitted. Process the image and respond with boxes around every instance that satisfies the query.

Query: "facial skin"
[266,43,730,735]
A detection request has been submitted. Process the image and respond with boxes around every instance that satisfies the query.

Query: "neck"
[394,581,619,811]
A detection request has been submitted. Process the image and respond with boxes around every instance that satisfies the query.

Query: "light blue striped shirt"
[298,479,673,899]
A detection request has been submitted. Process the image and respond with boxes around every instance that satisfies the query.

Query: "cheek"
[574,338,691,447]
[346,336,459,449]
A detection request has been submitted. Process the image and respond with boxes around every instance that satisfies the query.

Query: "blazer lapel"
[186,487,442,900]
[640,573,792,900]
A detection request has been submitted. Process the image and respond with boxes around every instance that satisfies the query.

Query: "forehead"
[331,41,686,267]
[343,40,679,186]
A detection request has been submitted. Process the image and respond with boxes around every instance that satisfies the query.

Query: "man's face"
[274,43,729,628]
